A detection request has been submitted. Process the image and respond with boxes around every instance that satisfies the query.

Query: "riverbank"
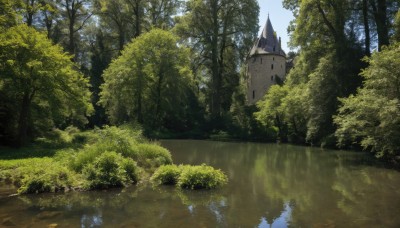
[0,126,227,194]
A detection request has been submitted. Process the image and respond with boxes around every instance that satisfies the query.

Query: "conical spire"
[249,16,285,57]
[262,15,274,40]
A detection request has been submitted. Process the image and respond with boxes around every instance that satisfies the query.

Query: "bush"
[150,164,182,185]
[17,161,76,194]
[82,151,138,189]
[151,164,228,190]
[70,146,102,172]
[177,164,228,190]
[137,143,172,168]
[70,126,142,171]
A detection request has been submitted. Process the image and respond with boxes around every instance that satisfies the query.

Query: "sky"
[257,0,294,52]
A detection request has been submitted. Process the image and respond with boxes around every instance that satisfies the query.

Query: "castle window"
[273,46,276,52]
[273,57,275,61]
[261,58,262,64]
[271,76,274,81]
[252,90,255,99]
[271,64,274,70]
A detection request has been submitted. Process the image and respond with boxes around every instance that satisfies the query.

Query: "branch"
[316,2,337,40]
[73,12,93,33]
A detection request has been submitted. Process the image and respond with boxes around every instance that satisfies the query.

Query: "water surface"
[1,140,400,227]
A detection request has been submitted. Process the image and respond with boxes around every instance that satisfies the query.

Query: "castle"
[246,16,286,104]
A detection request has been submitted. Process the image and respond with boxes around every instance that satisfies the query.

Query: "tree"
[334,43,400,160]
[56,0,92,57]
[279,0,364,145]
[255,85,289,142]
[0,25,93,146]
[394,9,400,41]
[147,0,182,29]
[99,29,194,130]
[0,0,20,29]
[94,0,131,53]
[175,0,259,122]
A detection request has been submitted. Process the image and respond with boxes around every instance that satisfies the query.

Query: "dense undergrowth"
[0,126,227,194]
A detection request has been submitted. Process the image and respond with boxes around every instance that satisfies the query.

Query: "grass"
[0,125,228,194]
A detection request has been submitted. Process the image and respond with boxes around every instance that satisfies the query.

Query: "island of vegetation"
[0,126,228,194]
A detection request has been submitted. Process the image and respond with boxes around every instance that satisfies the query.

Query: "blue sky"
[257,0,294,51]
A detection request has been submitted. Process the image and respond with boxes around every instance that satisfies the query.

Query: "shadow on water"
[0,140,400,227]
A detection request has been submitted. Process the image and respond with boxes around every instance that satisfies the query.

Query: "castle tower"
[246,16,286,104]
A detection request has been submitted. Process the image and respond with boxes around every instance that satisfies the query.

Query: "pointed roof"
[249,16,285,57]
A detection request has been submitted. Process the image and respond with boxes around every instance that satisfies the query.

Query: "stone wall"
[246,54,286,104]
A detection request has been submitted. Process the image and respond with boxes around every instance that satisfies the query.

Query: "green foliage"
[137,143,172,168]
[255,85,289,142]
[395,10,400,42]
[151,164,228,190]
[177,164,228,190]
[174,0,259,121]
[82,151,138,189]
[150,164,182,185]
[17,160,77,194]
[229,81,278,142]
[0,24,93,145]
[70,126,141,171]
[100,28,194,130]
[335,43,400,159]
[0,0,19,29]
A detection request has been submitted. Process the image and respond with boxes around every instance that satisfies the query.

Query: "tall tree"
[175,0,259,122]
[94,0,131,53]
[0,25,93,145]
[57,0,92,57]
[147,0,182,29]
[100,29,194,130]
[369,0,390,50]
[335,42,400,160]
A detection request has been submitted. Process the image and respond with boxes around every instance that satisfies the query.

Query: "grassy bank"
[0,126,227,194]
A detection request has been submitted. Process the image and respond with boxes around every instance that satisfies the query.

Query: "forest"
[0,0,400,163]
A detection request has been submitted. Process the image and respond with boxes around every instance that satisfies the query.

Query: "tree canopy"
[0,24,92,145]
[335,43,400,159]
[100,28,194,131]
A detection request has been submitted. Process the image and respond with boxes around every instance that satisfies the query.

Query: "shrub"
[70,146,102,172]
[82,151,138,189]
[91,126,140,159]
[17,161,76,194]
[137,143,172,168]
[150,164,182,185]
[177,164,228,190]
[70,127,142,171]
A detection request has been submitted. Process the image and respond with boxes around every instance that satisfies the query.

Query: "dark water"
[1,140,400,227]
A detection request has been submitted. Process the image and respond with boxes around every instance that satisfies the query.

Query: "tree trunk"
[26,0,35,26]
[210,0,221,119]
[370,0,389,51]
[363,0,371,56]
[69,19,75,56]
[154,66,164,128]
[118,27,125,53]
[16,92,31,146]
[134,0,142,37]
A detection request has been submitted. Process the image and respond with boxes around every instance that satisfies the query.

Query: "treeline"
[0,0,267,146]
[256,0,400,161]
[1,0,400,162]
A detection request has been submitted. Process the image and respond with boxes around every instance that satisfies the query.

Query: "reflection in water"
[0,140,400,227]
[258,202,292,228]
[81,211,103,228]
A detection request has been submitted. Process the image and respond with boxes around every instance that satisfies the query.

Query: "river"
[1,140,400,227]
